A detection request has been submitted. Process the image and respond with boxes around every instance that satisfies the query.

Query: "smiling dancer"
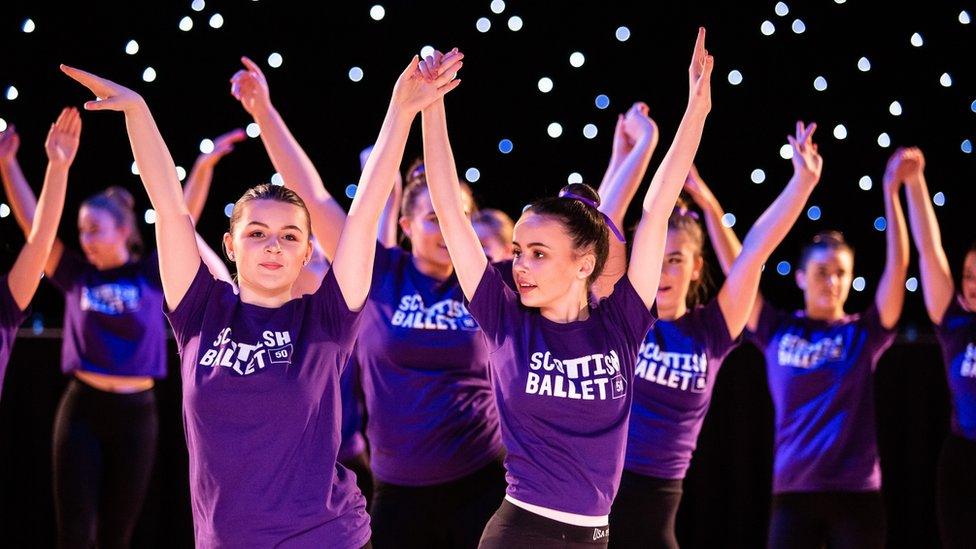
[60,50,461,547]
[422,29,713,548]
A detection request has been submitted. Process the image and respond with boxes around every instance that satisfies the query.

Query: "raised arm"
[0,126,38,236]
[874,148,911,329]
[719,122,822,338]
[420,53,492,300]
[230,57,347,261]
[360,144,403,248]
[62,65,200,309]
[8,108,78,309]
[628,28,714,310]
[331,52,463,310]
[683,165,741,275]
[900,148,953,323]
[593,103,659,298]
[183,128,246,223]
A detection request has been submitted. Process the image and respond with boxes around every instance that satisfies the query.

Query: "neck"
[540,286,590,324]
[239,281,294,308]
[411,253,454,281]
[804,304,845,322]
[94,249,131,270]
[656,300,688,321]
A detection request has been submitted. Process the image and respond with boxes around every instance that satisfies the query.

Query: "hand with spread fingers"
[45,107,82,167]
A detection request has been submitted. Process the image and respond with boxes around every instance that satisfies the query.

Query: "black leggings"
[52,378,158,549]
[608,471,682,548]
[767,491,885,549]
[370,459,507,548]
[936,434,976,549]
[479,499,610,549]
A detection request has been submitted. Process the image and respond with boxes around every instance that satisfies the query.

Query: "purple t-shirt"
[49,249,166,378]
[355,244,502,485]
[0,275,28,392]
[625,299,740,479]
[165,262,370,549]
[747,301,896,493]
[468,264,655,516]
[338,358,367,462]
[935,297,976,441]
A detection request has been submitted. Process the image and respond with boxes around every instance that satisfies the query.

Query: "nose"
[265,236,282,254]
[513,254,527,273]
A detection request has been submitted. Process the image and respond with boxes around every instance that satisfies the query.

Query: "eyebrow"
[666,251,683,256]
[245,221,305,233]
[512,241,551,249]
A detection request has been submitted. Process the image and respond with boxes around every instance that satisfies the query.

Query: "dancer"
[752,149,910,549]
[605,114,824,547]
[897,146,976,549]
[422,29,713,547]
[228,52,508,548]
[0,111,73,396]
[60,50,460,547]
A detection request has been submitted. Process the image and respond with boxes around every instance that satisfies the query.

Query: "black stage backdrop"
[0,0,971,546]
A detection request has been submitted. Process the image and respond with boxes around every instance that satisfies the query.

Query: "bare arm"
[593,103,659,298]
[361,145,403,248]
[628,29,714,310]
[718,122,822,338]
[62,65,200,309]
[8,109,79,309]
[231,57,347,261]
[900,148,953,323]
[874,149,912,329]
[183,128,246,223]
[684,165,741,275]
[331,52,463,310]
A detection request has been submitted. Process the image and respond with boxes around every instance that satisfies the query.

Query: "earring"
[228,252,235,261]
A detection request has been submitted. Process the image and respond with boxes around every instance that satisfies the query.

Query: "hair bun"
[558,183,601,208]
[405,158,426,186]
[103,186,135,210]
[811,230,847,246]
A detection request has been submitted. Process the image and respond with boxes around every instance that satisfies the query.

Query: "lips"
[658,286,672,293]
[259,262,283,270]
[516,279,537,294]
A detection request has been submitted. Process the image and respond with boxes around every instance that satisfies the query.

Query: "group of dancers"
[0,29,972,549]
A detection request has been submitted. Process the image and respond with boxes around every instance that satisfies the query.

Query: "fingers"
[419,58,435,81]
[435,78,462,100]
[691,27,707,67]
[60,64,103,92]
[433,60,462,87]
[801,122,817,144]
[69,108,82,136]
[84,98,120,111]
[217,128,247,145]
[240,56,266,80]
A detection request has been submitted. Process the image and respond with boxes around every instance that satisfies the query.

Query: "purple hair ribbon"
[559,190,626,243]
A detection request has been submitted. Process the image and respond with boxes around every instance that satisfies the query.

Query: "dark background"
[0,0,972,546]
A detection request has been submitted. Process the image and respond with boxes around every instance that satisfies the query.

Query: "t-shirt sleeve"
[466,263,523,351]
[310,266,366,351]
[140,250,162,289]
[48,249,90,293]
[859,304,897,362]
[0,274,28,329]
[696,299,741,362]
[935,296,971,335]
[492,259,517,291]
[599,274,657,348]
[745,299,783,350]
[163,260,221,350]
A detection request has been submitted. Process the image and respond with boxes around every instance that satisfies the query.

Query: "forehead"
[805,247,854,269]
[409,187,473,215]
[665,228,698,252]
[78,205,115,223]
[237,199,306,229]
[964,251,976,270]
[514,212,570,244]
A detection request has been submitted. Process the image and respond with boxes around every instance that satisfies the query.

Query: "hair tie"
[558,190,626,243]
[673,205,700,220]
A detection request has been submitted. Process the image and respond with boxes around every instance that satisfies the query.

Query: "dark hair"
[523,183,610,286]
[472,208,515,245]
[668,196,710,308]
[81,186,143,258]
[400,158,475,220]
[228,183,311,236]
[798,230,854,270]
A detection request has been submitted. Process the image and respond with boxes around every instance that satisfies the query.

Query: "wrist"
[250,101,277,122]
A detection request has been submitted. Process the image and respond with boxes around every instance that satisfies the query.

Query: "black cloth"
[608,471,682,548]
[936,434,976,549]
[479,499,610,549]
[767,491,885,549]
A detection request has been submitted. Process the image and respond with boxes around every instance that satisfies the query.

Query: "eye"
[283,234,299,242]
[534,251,545,259]
[249,231,265,238]
[512,249,522,258]
[668,257,682,264]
